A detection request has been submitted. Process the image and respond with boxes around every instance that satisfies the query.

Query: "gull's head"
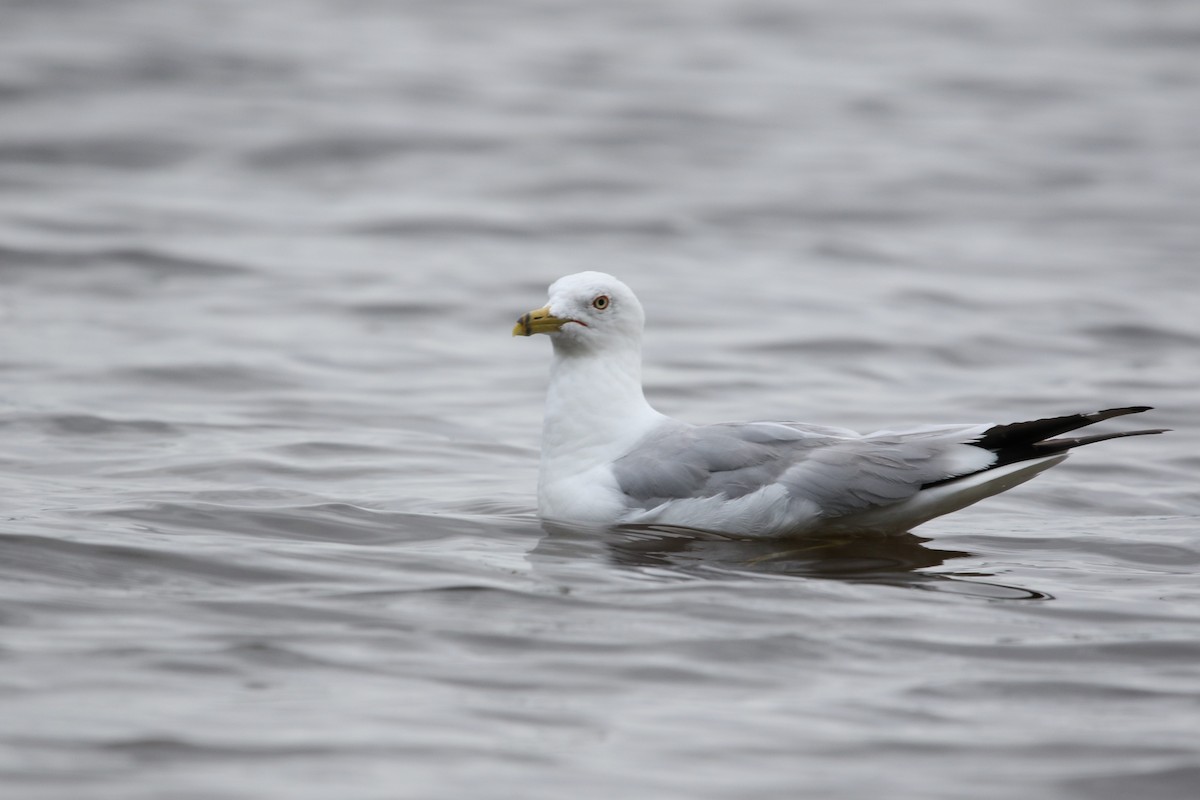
[512,271,644,353]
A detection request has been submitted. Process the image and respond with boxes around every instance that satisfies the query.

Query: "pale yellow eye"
[592,295,610,310]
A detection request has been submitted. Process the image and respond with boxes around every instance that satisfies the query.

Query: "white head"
[513,271,645,355]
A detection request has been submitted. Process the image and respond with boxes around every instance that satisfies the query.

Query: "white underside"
[808,453,1068,535]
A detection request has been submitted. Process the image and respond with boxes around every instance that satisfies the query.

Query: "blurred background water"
[2,1,1199,798]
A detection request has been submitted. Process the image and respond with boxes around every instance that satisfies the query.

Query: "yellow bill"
[513,305,571,336]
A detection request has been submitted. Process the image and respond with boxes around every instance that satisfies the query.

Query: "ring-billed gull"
[513,271,1164,537]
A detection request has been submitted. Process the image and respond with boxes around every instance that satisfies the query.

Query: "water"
[2,1,1199,797]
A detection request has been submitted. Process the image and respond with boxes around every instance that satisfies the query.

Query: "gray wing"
[612,420,993,518]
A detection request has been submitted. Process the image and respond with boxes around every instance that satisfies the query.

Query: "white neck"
[537,338,664,515]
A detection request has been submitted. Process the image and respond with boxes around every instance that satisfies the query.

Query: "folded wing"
[612,407,1164,533]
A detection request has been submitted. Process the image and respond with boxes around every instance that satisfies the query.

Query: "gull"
[513,272,1164,538]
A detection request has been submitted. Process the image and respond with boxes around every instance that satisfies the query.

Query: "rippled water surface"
[3,1,1200,798]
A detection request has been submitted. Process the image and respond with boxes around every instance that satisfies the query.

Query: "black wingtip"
[1035,427,1167,455]
[976,407,1163,469]
[1092,405,1153,417]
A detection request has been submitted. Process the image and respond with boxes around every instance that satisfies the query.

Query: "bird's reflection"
[535,521,1050,600]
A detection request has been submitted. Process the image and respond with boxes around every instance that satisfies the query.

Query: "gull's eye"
[592,295,610,310]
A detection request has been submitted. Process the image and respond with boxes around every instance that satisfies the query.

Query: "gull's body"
[514,272,1163,538]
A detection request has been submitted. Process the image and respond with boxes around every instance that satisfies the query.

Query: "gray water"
[3,1,1200,798]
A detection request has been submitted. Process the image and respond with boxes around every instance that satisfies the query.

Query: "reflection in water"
[535,522,1051,600]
